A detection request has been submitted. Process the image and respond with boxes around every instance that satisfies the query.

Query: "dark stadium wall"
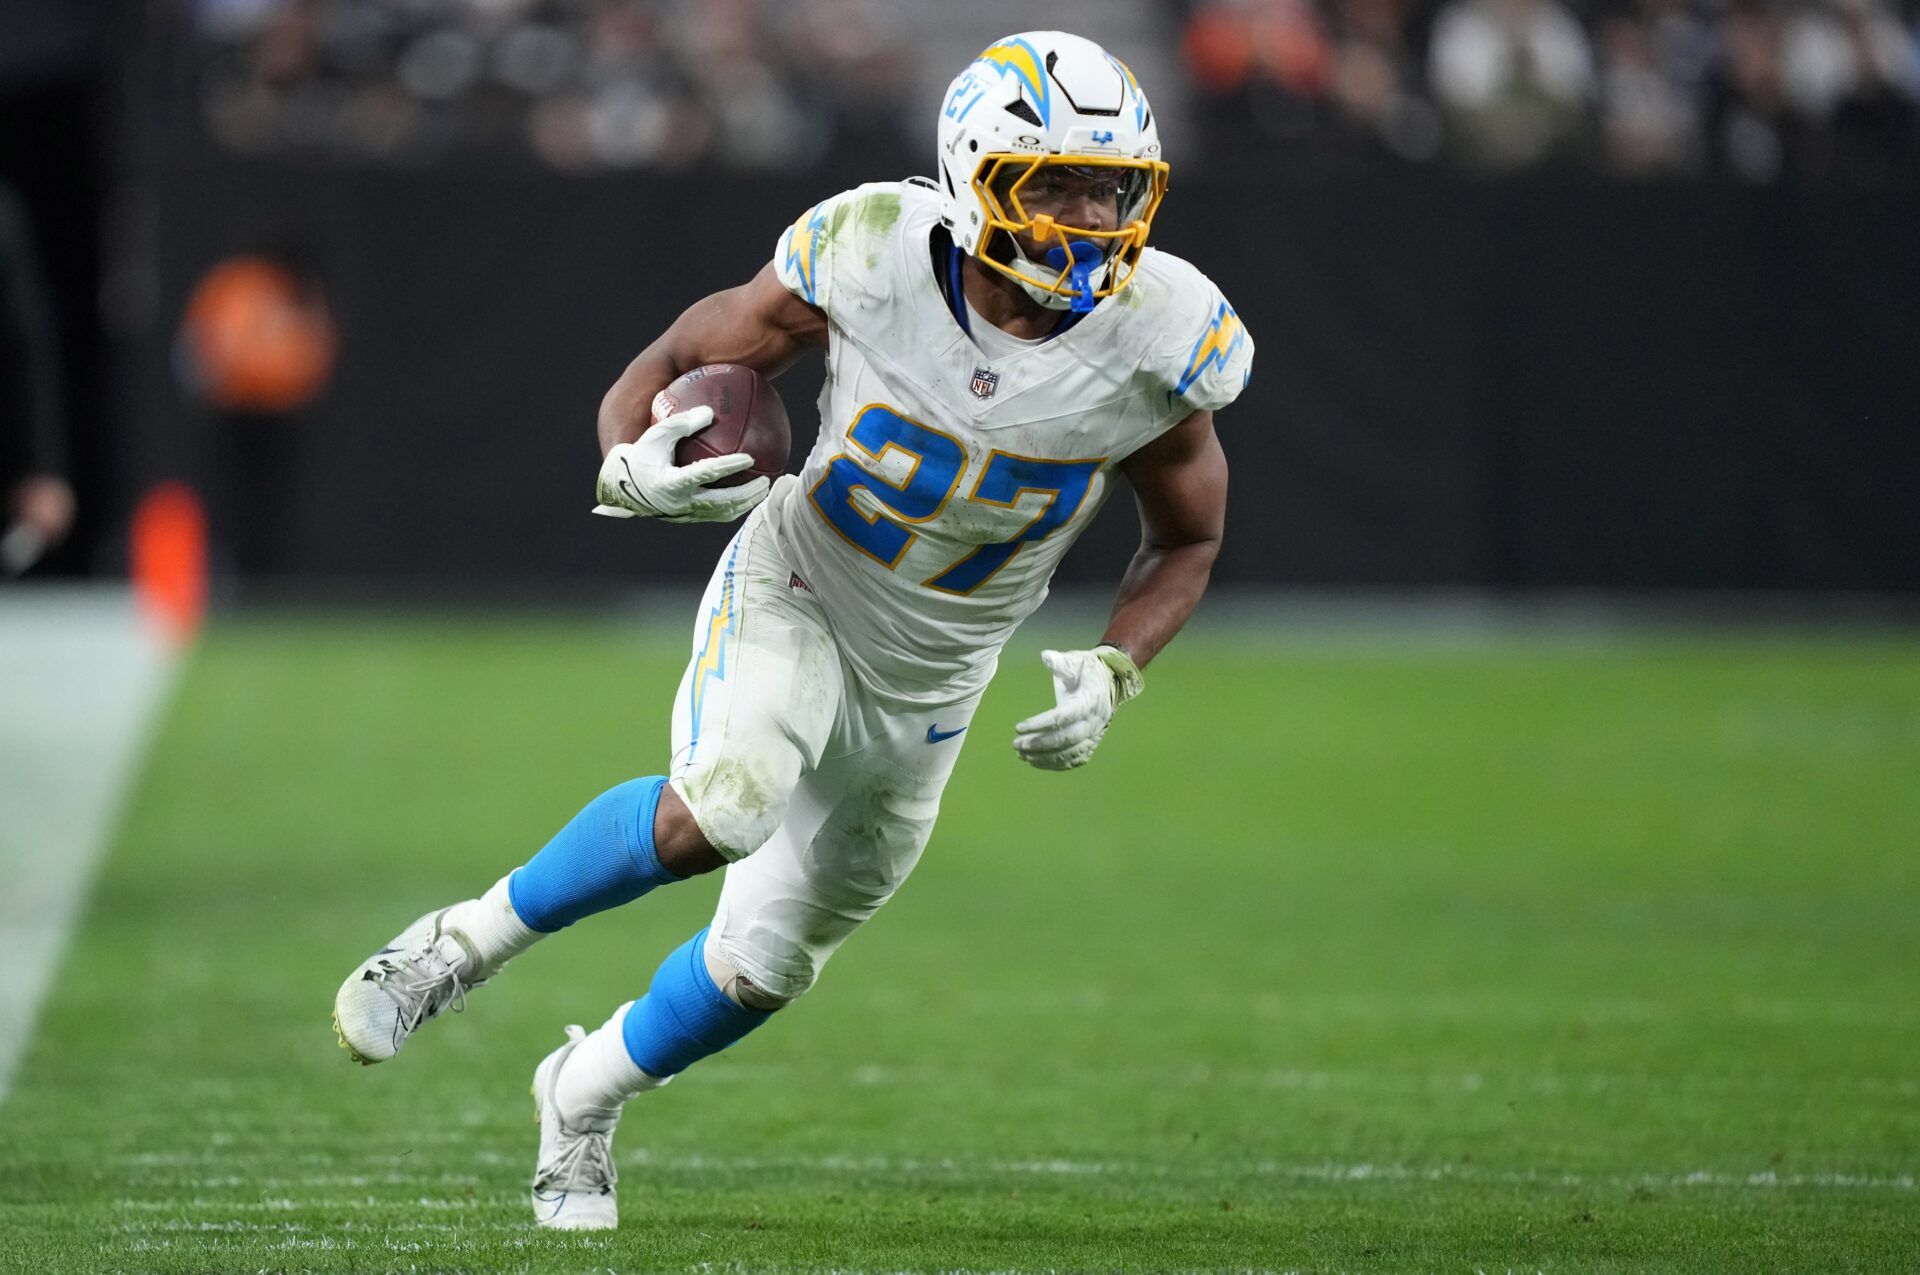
[139,160,1920,594]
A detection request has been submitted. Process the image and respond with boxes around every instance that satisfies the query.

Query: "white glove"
[1013,645,1145,771]
[592,405,770,524]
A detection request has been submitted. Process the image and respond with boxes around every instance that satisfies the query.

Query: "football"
[652,363,790,487]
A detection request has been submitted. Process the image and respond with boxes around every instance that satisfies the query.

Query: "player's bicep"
[1120,409,1227,549]
[661,264,828,379]
[599,266,827,452]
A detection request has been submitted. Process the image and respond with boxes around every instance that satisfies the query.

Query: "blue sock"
[622,928,771,1078]
[507,776,682,933]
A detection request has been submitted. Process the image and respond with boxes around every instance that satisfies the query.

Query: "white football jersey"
[765,180,1253,701]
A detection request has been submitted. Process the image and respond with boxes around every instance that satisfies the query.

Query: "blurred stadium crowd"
[188,0,1919,179]
[190,0,913,171]
[1180,0,1920,177]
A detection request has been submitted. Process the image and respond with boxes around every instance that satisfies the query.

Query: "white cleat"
[530,1026,622,1230]
[331,908,486,1065]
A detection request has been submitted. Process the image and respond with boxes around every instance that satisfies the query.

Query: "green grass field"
[2,616,1916,1272]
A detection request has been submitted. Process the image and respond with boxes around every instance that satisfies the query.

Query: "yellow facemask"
[969,152,1170,311]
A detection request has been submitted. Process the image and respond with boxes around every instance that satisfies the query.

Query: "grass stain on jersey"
[829,189,902,262]
[699,756,780,857]
[810,189,902,292]
[861,190,902,236]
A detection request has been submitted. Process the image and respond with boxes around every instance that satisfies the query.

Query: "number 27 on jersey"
[809,405,1103,597]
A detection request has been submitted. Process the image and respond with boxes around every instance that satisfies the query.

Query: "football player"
[333,30,1253,1229]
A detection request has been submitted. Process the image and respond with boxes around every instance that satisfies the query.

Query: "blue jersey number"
[925,452,1102,594]
[809,405,1102,594]
[810,406,965,568]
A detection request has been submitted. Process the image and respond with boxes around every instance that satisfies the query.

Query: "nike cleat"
[331,909,486,1064]
[530,1026,622,1230]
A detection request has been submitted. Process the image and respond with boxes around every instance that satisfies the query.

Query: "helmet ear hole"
[968,139,978,152]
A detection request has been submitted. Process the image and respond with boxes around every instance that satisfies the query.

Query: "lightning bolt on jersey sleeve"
[1144,255,1255,419]
[771,183,910,320]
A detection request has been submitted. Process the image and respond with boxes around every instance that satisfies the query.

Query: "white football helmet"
[936,32,1168,312]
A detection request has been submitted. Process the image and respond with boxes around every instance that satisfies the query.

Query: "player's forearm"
[1100,536,1219,668]
[598,346,682,455]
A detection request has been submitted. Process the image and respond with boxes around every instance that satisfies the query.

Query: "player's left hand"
[1013,645,1145,771]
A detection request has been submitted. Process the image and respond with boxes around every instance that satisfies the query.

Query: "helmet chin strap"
[1006,237,1108,313]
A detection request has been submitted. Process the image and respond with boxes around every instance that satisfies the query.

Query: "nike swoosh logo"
[926,724,967,744]
[617,458,646,509]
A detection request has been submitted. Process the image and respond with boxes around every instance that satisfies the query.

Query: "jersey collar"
[943,241,1085,345]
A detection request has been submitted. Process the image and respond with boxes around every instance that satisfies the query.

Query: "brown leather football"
[651,364,791,488]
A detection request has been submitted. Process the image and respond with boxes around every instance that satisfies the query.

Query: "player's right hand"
[592,405,770,524]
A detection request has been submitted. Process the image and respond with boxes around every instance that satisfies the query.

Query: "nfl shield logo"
[969,366,1000,400]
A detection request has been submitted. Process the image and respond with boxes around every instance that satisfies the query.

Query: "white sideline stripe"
[0,587,176,1102]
